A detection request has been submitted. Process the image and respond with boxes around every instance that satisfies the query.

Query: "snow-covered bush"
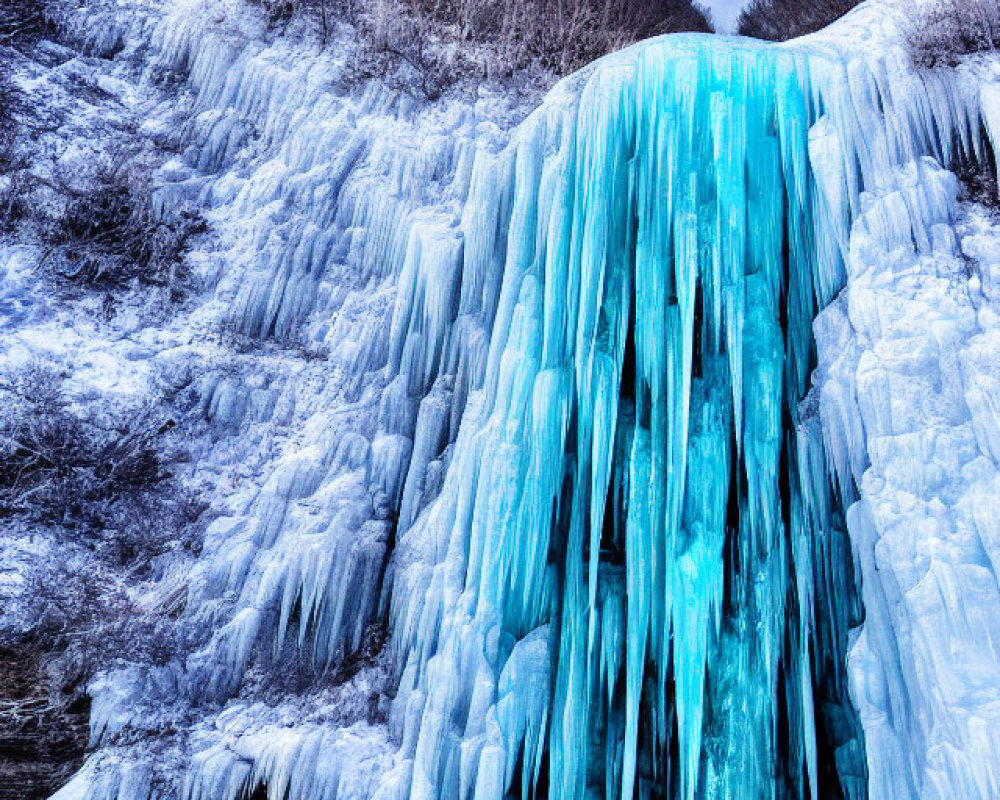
[251,0,340,34]
[737,0,861,40]
[422,0,713,74]
[0,363,198,565]
[344,0,463,101]
[907,0,1000,68]
[0,20,202,279]
[39,148,205,294]
[259,0,712,98]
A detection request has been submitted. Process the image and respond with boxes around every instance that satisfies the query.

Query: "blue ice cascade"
[385,35,985,800]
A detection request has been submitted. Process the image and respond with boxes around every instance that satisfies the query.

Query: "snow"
[4,0,1000,798]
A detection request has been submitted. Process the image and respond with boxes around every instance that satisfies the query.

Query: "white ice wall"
[814,159,1000,800]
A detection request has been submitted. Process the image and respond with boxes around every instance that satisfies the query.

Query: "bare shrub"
[346,0,463,100]
[0,362,200,566]
[38,147,206,294]
[0,72,29,230]
[0,0,55,47]
[907,0,1000,68]
[248,0,347,43]
[265,0,712,99]
[424,0,714,77]
[737,0,861,41]
[0,34,203,282]
[247,0,299,27]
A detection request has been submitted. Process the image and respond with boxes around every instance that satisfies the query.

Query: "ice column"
[386,29,986,800]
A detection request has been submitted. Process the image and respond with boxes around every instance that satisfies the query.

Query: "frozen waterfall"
[50,1,1000,799]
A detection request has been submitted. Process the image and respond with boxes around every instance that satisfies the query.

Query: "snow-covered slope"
[1,0,999,798]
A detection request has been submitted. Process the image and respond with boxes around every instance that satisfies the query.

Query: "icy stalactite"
[383,14,991,800]
[56,0,517,794]
[123,0,502,715]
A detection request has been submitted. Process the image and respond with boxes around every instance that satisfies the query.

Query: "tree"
[737,0,861,41]
[906,0,1000,68]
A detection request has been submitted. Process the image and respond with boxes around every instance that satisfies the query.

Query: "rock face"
[0,644,89,800]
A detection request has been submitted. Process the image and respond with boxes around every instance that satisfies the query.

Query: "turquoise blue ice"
[386,30,984,800]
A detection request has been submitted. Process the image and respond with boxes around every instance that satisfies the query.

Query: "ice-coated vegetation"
[2,0,1000,799]
[248,0,712,98]
[906,0,1000,69]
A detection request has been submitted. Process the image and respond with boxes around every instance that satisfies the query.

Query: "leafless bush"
[38,148,206,294]
[0,72,28,229]
[0,0,55,47]
[907,0,1000,69]
[737,0,861,41]
[0,50,203,284]
[19,550,188,702]
[420,0,714,77]
[248,0,353,45]
[346,0,463,100]
[266,0,711,99]
[522,0,713,73]
[0,363,200,565]
[246,0,298,27]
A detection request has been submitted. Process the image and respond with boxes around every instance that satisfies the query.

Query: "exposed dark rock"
[0,643,90,800]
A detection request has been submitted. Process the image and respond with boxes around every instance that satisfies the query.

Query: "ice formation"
[42,0,1000,798]
[813,159,1000,798]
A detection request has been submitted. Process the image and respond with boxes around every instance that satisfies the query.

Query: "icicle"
[384,24,989,800]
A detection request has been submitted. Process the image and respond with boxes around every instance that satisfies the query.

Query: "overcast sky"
[703,0,750,33]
